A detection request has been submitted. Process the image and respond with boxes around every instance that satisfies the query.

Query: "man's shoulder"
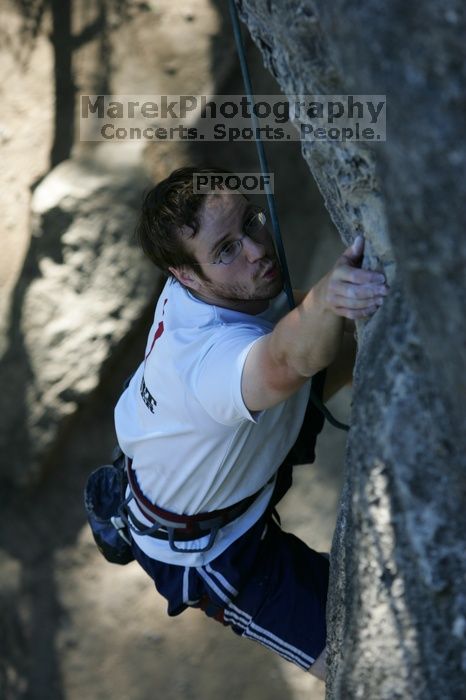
[163,278,216,328]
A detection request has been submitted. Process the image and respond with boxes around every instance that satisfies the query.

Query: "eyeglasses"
[204,206,268,266]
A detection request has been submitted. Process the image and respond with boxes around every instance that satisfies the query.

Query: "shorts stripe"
[196,567,233,605]
[183,567,190,604]
[182,567,199,605]
[225,603,252,626]
[249,622,314,667]
[223,607,251,628]
[205,564,239,597]
[225,602,315,668]
[243,628,311,669]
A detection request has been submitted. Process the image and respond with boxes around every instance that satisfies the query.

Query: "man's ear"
[168,266,201,291]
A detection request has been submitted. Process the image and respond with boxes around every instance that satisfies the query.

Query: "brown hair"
[135,166,227,277]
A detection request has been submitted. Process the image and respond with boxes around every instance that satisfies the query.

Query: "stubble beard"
[201,264,283,304]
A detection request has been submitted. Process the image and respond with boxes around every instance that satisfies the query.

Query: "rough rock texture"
[0,0,235,485]
[0,156,154,484]
[237,1,466,698]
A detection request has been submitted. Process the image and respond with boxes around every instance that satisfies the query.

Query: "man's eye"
[220,241,236,257]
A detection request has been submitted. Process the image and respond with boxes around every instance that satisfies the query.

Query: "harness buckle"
[167,523,220,553]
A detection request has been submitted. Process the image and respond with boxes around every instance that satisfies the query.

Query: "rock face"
[237,1,466,698]
[0,157,155,484]
[0,0,235,485]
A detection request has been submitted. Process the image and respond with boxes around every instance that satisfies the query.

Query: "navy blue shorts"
[131,375,328,670]
[132,508,329,670]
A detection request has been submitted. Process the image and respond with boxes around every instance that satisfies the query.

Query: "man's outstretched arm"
[242,236,387,411]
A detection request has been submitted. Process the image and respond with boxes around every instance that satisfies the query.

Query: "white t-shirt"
[114,278,310,565]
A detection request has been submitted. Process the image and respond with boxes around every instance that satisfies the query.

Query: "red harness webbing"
[125,458,266,536]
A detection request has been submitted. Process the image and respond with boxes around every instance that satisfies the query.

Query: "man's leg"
[205,517,330,674]
[131,514,329,675]
[309,647,326,681]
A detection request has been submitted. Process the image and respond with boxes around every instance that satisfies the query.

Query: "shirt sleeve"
[187,325,268,426]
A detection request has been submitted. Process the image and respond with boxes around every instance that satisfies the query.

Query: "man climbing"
[114,166,388,680]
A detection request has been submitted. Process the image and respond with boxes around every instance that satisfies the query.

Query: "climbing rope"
[228,0,350,432]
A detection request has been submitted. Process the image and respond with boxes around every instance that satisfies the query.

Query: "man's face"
[171,193,283,314]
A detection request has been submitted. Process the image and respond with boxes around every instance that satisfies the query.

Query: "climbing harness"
[84,395,325,564]
[228,0,349,431]
[84,347,328,565]
[122,455,271,553]
[84,444,273,560]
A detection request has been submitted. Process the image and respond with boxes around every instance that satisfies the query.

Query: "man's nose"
[243,235,267,262]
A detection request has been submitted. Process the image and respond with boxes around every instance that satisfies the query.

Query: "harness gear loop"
[123,455,272,553]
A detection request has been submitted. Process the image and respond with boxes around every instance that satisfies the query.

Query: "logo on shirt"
[140,297,167,414]
[140,376,157,413]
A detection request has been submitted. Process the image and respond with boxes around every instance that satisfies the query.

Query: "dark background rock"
[0,157,154,484]
[238,0,466,698]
